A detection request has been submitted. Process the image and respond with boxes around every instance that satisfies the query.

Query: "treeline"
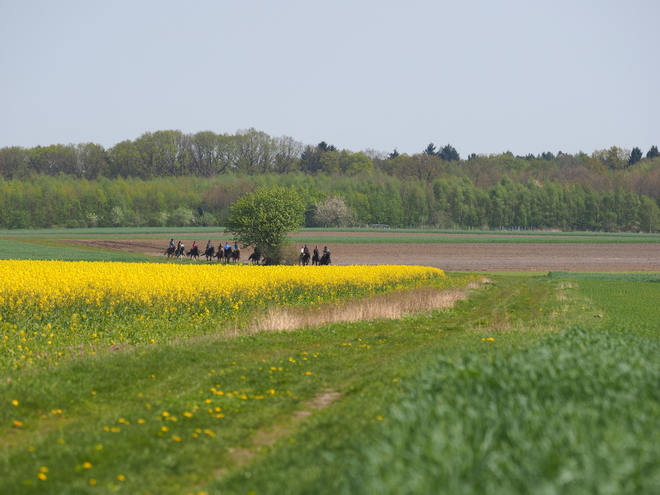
[1,173,659,232]
[1,128,659,190]
[1,128,659,231]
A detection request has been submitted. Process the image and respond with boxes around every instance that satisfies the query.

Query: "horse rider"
[169,238,175,249]
[206,240,213,251]
[312,246,320,265]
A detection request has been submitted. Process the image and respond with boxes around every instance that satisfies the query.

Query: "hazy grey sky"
[1,0,658,157]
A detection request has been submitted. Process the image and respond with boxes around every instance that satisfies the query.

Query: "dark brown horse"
[248,250,261,264]
[186,246,200,260]
[203,246,215,261]
[230,248,241,263]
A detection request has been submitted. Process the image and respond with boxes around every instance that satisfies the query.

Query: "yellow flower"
[82,462,92,469]
[11,399,19,406]
[13,420,23,427]
[172,435,182,442]
[117,474,126,481]
[37,473,47,481]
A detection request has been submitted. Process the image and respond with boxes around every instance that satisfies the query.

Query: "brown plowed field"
[66,236,660,272]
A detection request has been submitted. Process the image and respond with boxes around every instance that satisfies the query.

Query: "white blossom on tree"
[312,197,355,227]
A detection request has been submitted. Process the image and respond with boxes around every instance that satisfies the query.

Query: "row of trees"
[1,129,658,194]
[1,173,658,232]
[0,129,307,179]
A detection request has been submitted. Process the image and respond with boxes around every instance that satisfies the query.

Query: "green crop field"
[1,235,660,494]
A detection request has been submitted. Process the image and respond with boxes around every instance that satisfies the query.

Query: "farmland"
[1,228,660,494]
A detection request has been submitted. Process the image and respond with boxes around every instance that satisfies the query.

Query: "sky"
[1,0,658,158]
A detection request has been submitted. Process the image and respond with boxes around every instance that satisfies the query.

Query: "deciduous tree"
[225,186,305,264]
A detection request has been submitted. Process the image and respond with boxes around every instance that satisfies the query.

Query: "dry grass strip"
[239,285,478,335]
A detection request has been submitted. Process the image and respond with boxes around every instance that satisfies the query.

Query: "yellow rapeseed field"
[0,261,455,369]
[0,260,445,312]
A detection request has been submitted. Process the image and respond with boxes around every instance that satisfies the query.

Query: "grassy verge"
[211,274,660,495]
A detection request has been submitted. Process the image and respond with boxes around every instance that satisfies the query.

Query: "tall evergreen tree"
[438,144,460,161]
[423,143,437,156]
[629,147,643,166]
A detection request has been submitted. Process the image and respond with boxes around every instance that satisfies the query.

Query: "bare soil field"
[66,236,660,272]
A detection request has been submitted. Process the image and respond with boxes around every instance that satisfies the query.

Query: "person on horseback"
[312,246,320,265]
[165,238,176,258]
[204,240,214,260]
[320,246,331,265]
[192,241,198,250]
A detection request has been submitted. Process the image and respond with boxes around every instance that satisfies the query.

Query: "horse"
[248,250,261,264]
[312,248,320,266]
[164,246,176,259]
[187,246,200,260]
[319,251,331,265]
[215,248,225,262]
[300,250,311,266]
[174,245,186,260]
[223,245,233,262]
[230,248,241,263]
[203,246,215,261]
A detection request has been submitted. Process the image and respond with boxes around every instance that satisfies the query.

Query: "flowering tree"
[312,197,355,227]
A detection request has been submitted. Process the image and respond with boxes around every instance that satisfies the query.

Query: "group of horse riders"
[299,244,331,266]
[165,239,241,262]
[165,239,331,265]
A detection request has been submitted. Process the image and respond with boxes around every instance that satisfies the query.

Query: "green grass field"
[1,235,660,494]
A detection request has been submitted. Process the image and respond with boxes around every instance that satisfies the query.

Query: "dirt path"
[65,237,660,272]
